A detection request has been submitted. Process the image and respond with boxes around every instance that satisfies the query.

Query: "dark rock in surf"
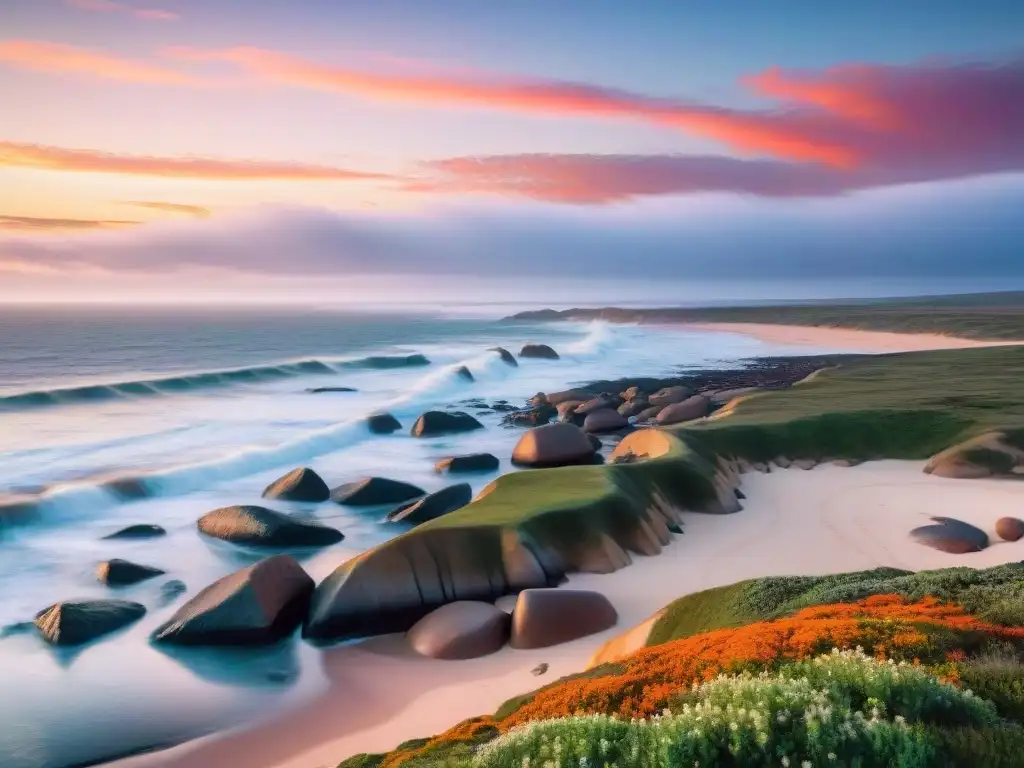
[262,467,331,503]
[102,524,166,540]
[519,344,559,360]
[387,483,473,525]
[501,405,556,428]
[435,453,500,474]
[331,477,425,506]
[152,555,313,646]
[411,410,484,437]
[490,402,519,412]
[96,558,165,587]
[160,580,188,605]
[455,365,475,382]
[306,387,357,393]
[489,347,518,367]
[366,412,402,434]
[198,505,344,548]
[35,599,146,646]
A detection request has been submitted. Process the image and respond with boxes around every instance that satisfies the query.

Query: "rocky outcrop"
[656,395,710,425]
[511,423,597,468]
[35,599,146,646]
[488,347,518,366]
[501,405,556,428]
[583,408,629,433]
[648,386,692,408]
[435,453,500,474]
[197,505,344,548]
[366,413,402,434]
[510,589,617,649]
[910,516,989,554]
[387,484,473,525]
[519,344,559,360]
[102,524,166,540]
[331,477,425,506]
[262,467,331,503]
[411,411,484,437]
[96,558,165,587]
[996,517,1024,542]
[152,555,313,646]
[407,601,510,659]
[925,432,1024,479]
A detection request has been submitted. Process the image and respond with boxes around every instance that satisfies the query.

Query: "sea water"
[0,305,860,767]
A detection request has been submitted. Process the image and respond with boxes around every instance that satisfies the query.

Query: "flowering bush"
[474,649,995,768]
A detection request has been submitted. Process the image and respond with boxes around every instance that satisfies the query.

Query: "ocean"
[0,304,858,768]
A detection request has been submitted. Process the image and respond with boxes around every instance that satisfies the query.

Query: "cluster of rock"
[406,589,617,659]
[911,515,1024,554]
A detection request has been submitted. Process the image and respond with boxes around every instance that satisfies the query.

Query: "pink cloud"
[64,0,179,21]
[0,40,198,84]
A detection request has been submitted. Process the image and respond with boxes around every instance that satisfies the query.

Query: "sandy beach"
[682,322,1024,351]
[112,460,1024,768]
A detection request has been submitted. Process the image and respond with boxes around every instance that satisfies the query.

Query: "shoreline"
[110,460,1024,768]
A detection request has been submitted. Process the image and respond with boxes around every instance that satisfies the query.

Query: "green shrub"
[958,646,1024,722]
[930,725,1024,768]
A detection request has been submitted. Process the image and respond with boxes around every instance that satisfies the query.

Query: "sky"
[2,0,1023,303]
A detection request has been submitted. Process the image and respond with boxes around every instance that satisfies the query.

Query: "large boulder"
[102,524,166,540]
[510,589,617,649]
[366,413,402,434]
[262,467,330,503]
[996,517,1024,542]
[96,558,165,587]
[511,423,597,468]
[911,516,989,554]
[387,483,472,525]
[501,404,556,428]
[488,347,518,367]
[331,477,425,506]
[519,344,559,360]
[634,405,663,422]
[197,505,344,548]
[435,453,500,474]
[656,396,710,425]
[152,555,314,646]
[583,408,629,434]
[35,599,146,646]
[648,386,692,408]
[411,410,484,437]
[407,601,510,659]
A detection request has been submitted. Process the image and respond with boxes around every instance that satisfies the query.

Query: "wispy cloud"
[0,40,198,85]
[0,214,138,231]
[0,141,391,181]
[117,200,211,217]
[64,0,179,22]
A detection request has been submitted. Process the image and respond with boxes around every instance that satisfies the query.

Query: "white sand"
[682,322,1024,352]
[110,461,1024,768]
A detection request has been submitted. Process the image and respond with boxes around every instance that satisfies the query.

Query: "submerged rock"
[488,347,518,366]
[387,483,472,525]
[102,524,166,540]
[519,344,560,360]
[510,589,617,649]
[501,404,556,428]
[331,477,425,506]
[306,387,357,393]
[366,412,402,434]
[455,365,474,382]
[198,505,344,548]
[159,580,188,605]
[411,410,484,437]
[96,558,165,587]
[407,601,510,659]
[262,467,331,503]
[35,599,146,646]
[152,555,313,646]
[434,453,500,474]
[511,423,597,468]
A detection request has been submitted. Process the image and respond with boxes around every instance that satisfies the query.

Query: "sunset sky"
[2,0,1023,302]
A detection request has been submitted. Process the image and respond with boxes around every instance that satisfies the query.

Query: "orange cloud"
[117,201,211,217]
[0,215,138,231]
[64,0,179,22]
[0,40,197,85]
[0,141,391,181]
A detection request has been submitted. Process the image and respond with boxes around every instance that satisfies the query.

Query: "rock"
[511,423,597,468]
[510,589,618,649]
[331,477,425,506]
[831,458,860,467]
[35,599,146,646]
[387,484,473,525]
[501,405,556,428]
[435,453,500,474]
[488,347,518,366]
[620,386,643,402]
[656,396,710,425]
[198,505,344,548]
[407,601,510,659]
[528,392,549,406]
[752,461,770,472]
[455,365,474,382]
[366,412,402,434]
[575,396,621,417]
[532,663,549,676]
[996,517,1024,542]
[306,387,357,393]
[635,405,663,422]
[102,524,166,540]
[152,555,314,646]
[262,467,331,503]
[648,386,692,407]
[545,389,597,406]
[793,458,817,470]
[583,408,629,434]
[735,489,747,500]
[411,410,484,437]
[911,517,989,554]
[588,435,603,451]
[556,401,585,425]
[519,344,559,360]
[774,456,793,469]
[491,402,518,412]
[618,398,650,418]
[96,559,165,587]
[160,580,187,604]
